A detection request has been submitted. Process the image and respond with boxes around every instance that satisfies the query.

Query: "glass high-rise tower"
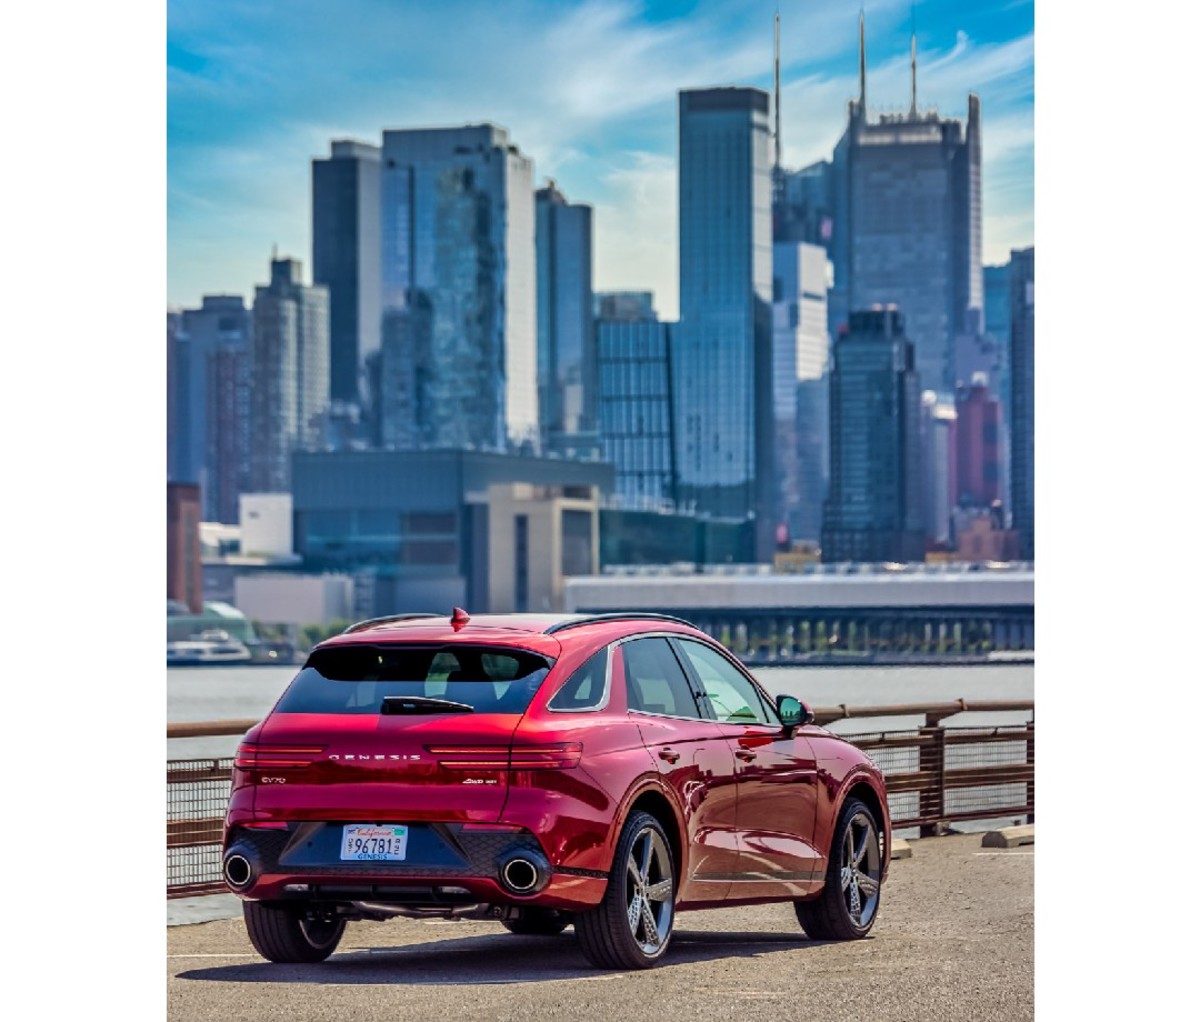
[829,21,982,395]
[1009,247,1034,560]
[675,87,774,560]
[377,124,536,452]
[536,182,594,454]
[822,309,925,563]
[312,140,381,408]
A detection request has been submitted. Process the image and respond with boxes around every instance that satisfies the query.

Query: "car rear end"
[222,629,591,920]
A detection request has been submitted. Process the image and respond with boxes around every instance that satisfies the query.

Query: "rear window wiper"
[381,695,475,715]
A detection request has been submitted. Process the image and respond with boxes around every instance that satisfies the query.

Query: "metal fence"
[167,699,1034,898]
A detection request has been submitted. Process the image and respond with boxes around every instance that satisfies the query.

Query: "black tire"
[243,901,346,963]
[501,908,571,936]
[575,811,676,969]
[794,797,883,941]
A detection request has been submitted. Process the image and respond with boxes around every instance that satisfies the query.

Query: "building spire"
[910,34,917,117]
[909,5,917,118]
[774,9,782,170]
[858,9,867,118]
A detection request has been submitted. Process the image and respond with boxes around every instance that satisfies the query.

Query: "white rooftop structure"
[566,567,1033,611]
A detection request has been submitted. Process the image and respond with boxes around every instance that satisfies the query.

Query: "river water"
[167,662,1034,761]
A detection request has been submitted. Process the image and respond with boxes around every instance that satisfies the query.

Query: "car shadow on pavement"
[175,928,835,986]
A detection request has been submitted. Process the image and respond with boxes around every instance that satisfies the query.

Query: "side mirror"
[776,694,815,729]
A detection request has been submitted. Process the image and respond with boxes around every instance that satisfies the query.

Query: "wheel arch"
[610,778,687,880]
[833,771,891,876]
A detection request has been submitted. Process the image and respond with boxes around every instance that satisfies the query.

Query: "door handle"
[735,749,757,762]
[658,748,681,764]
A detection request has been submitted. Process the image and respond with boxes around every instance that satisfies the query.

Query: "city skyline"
[168,0,1034,319]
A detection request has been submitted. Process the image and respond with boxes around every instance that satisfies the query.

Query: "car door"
[616,636,740,904]
[672,638,824,899]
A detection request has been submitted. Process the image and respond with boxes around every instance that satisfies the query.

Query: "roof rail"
[544,613,698,635]
[341,613,440,635]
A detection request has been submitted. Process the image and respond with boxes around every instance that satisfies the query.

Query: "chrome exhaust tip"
[498,850,550,895]
[223,852,254,889]
[501,858,539,893]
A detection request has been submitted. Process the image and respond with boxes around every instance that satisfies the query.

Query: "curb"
[981,824,1034,849]
[890,838,913,860]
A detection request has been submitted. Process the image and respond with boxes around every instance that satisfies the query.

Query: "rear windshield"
[274,644,554,715]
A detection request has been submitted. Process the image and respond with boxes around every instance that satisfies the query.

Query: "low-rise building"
[234,573,355,629]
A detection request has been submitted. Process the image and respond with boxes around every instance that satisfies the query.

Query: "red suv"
[223,611,890,968]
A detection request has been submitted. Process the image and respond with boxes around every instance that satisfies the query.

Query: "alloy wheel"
[839,809,881,929]
[625,826,674,954]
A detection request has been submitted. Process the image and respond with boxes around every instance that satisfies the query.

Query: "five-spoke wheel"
[576,811,676,968]
[794,797,883,940]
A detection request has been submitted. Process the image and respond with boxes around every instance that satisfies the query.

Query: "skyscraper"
[167,295,252,523]
[596,299,676,509]
[377,124,536,451]
[771,241,830,541]
[312,140,381,408]
[984,260,1014,512]
[675,87,774,560]
[953,376,1004,510]
[536,182,594,453]
[831,17,982,394]
[920,391,957,545]
[822,309,925,563]
[1009,247,1034,560]
[249,257,330,492]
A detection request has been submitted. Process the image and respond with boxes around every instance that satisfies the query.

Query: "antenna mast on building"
[910,5,918,118]
[858,9,867,117]
[772,9,784,209]
[774,10,782,171]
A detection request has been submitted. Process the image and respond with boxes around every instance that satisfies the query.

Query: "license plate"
[339,824,409,861]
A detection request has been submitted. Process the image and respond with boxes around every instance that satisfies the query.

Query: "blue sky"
[168,0,1034,319]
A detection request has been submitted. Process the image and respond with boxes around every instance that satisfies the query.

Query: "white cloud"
[168,2,1034,307]
[594,151,679,319]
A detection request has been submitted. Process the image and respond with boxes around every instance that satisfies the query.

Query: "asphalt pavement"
[167,832,1033,1022]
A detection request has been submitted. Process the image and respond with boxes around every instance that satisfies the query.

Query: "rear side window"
[622,638,702,719]
[548,648,609,711]
[274,645,553,715]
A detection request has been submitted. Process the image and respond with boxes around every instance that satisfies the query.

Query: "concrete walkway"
[168,833,1033,1021]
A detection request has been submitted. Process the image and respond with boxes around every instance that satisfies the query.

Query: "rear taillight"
[234,743,325,769]
[426,743,583,770]
[510,743,583,769]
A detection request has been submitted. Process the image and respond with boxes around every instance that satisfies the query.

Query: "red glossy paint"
[223,613,890,918]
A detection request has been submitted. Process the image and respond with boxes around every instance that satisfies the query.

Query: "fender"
[829,765,892,878]
[602,771,690,879]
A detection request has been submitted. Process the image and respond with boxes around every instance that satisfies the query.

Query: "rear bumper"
[223,822,607,910]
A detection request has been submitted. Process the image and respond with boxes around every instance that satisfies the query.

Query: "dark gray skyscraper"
[822,309,925,563]
[249,258,330,492]
[377,124,536,452]
[312,140,381,407]
[1009,247,1034,560]
[832,21,982,394]
[676,86,774,560]
[536,182,594,454]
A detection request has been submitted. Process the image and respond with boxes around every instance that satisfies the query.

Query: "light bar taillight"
[510,744,583,769]
[426,743,583,770]
[234,743,325,769]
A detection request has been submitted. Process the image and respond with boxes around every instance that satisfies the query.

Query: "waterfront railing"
[166,699,1034,898]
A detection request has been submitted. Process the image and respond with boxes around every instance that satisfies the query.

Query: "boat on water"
[167,629,253,666]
